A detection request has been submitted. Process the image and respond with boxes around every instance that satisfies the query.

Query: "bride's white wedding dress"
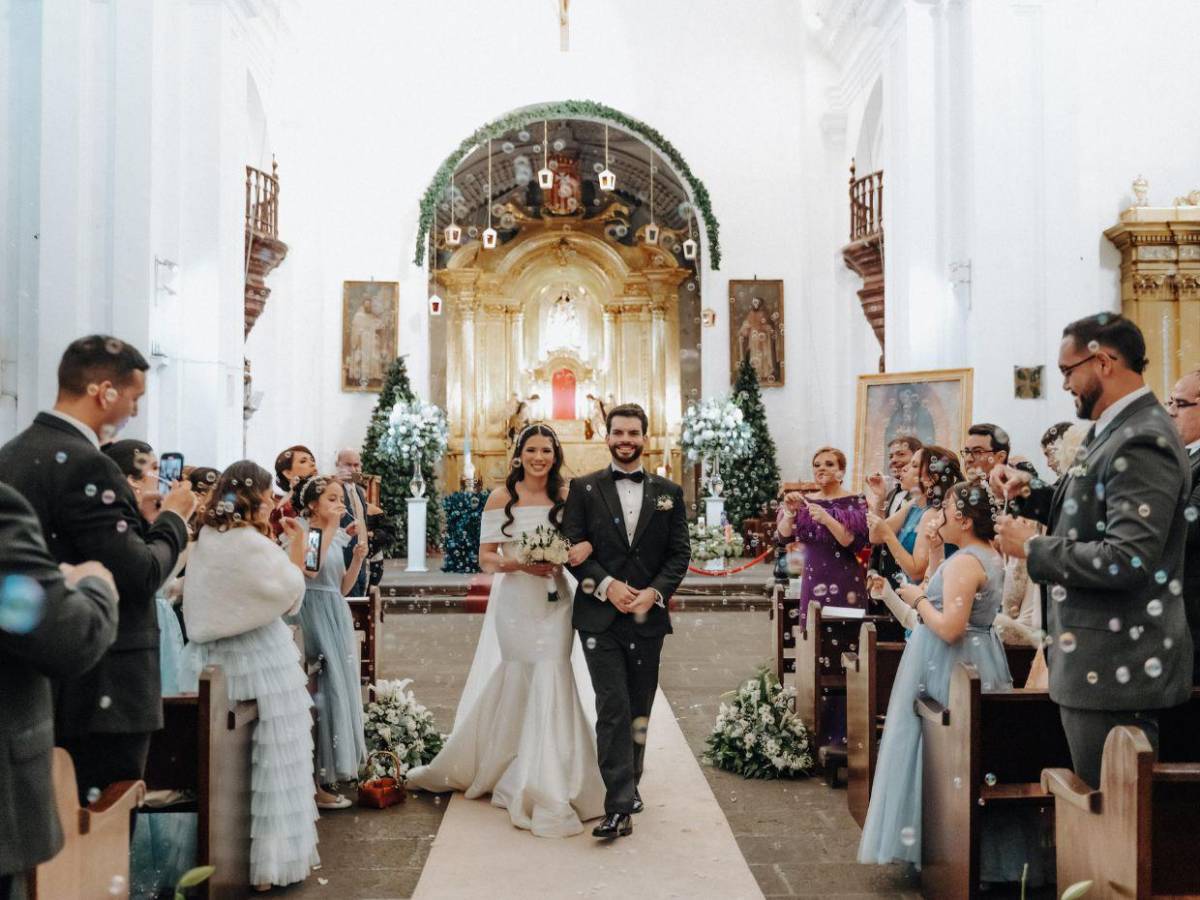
[406,505,606,837]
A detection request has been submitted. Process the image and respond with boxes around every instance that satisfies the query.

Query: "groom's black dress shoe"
[592,813,633,839]
[631,790,644,814]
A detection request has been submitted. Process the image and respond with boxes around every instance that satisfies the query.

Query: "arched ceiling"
[435,119,695,234]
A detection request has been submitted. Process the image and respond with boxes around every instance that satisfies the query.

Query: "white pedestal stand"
[406,497,428,573]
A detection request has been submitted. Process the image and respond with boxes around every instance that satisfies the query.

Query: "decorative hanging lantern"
[444,173,462,246]
[644,223,660,245]
[537,120,554,189]
[428,294,443,316]
[644,149,659,245]
[481,227,498,249]
[483,139,497,250]
[682,237,698,260]
[598,123,616,191]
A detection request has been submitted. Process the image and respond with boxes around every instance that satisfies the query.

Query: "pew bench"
[1042,691,1200,900]
[917,662,1071,900]
[143,666,257,900]
[28,750,145,899]
[347,588,381,686]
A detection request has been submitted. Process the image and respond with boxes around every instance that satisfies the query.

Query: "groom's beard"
[609,443,643,465]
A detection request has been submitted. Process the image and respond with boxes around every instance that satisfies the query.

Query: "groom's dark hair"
[606,403,648,434]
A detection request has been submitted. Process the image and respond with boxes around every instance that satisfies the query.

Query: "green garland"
[414,100,721,269]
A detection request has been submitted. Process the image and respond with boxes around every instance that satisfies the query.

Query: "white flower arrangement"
[680,396,755,464]
[655,495,674,512]
[514,524,571,565]
[362,678,445,781]
[688,521,744,562]
[379,399,449,468]
[1055,422,1090,478]
[704,669,813,779]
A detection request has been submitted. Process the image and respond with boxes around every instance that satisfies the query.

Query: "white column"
[406,497,428,572]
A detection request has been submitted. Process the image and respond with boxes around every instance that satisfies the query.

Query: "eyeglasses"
[960,447,993,459]
[1058,354,1098,378]
[1166,396,1200,412]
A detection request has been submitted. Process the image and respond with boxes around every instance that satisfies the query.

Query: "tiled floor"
[284,608,920,899]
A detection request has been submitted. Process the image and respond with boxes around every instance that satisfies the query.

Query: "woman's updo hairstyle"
[200,460,275,537]
[292,474,334,517]
[948,478,997,540]
[918,445,964,509]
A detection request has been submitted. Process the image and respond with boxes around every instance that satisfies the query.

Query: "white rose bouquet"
[362,678,445,781]
[514,524,571,601]
[704,669,812,779]
[380,399,449,467]
[680,396,754,464]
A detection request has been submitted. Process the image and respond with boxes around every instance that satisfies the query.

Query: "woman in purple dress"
[776,446,870,629]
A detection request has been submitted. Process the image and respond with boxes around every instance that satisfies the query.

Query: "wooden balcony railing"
[245,161,279,239]
[849,160,883,242]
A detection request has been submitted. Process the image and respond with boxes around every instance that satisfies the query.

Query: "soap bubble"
[55,451,68,464]
[984,773,997,787]
[1050,585,1067,603]
[84,484,97,498]
[1146,599,1163,617]
[99,695,112,709]
[1115,666,1131,684]
[1154,570,1168,585]
[1086,671,1099,684]
[1137,503,1151,518]
[115,520,128,534]
[1087,339,1100,351]
[632,716,649,745]
[108,875,126,896]
[0,575,47,634]
[1185,506,1198,523]
[86,786,102,803]
[899,826,916,846]
[1059,632,1077,653]
[1063,499,1078,515]
[585,637,597,650]
[581,578,596,594]
[1144,657,1163,678]
[1168,579,1182,596]
[1109,617,1121,632]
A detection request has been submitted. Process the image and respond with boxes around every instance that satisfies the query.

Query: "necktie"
[612,469,645,483]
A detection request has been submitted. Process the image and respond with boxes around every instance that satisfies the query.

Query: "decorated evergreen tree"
[361,356,443,553]
[442,489,491,573]
[725,355,781,527]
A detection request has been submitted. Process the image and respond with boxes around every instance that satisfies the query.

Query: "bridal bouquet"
[362,679,445,781]
[704,669,813,779]
[514,524,570,601]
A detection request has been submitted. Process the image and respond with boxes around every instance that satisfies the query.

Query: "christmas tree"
[361,356,443,553]
[442,489,491,573]
[724,355,781,528]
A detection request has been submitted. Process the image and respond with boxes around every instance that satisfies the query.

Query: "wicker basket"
[358,750,406,809]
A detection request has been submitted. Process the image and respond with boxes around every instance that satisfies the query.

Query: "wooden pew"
[842,622,904,826]
[795,602,904,783]
[28,749,145,899]
[773,582,800,681]
[917,662,1072,900]
[1042,691,1200,899]
[143,666,257,900]
[347,588,380,685]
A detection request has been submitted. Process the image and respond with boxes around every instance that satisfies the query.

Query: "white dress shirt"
[1187,438,1200,458]
[593,464,665,607]
[1093,385,1152,440]
[45,408,101,450]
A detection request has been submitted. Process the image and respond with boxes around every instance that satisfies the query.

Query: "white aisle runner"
[411,687,764,900]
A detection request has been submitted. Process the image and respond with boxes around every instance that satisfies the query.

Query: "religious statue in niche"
[584,393,609,440]
[547,290,581,350]
[544,153,582,216]
[341,281,398,392]
[728,279,784,386]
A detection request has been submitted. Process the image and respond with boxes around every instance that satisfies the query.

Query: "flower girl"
[180,461,318,891]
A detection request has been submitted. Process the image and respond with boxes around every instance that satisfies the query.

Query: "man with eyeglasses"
[1166,367,1200,680]
[990,312,1193,788]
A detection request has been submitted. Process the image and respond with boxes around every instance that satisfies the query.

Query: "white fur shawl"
[182,525,306,643]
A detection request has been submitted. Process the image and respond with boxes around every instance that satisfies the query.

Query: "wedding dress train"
[406,506,606,837]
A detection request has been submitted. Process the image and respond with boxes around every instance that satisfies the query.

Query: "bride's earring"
[512,458,522,469]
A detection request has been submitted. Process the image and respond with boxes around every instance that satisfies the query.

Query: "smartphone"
[159,452,184,487]
[304,527,324,573]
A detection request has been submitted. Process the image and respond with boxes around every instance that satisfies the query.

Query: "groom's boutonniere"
[656,495,674,511]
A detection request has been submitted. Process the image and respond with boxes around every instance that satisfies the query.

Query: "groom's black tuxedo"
[563,466,691,816]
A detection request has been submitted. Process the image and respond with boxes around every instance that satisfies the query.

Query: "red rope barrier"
[687,547,774,577]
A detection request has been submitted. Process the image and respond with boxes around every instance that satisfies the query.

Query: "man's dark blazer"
[1014,392,1194,709]
[0,413,188,737]
[0,482,118,875]
[868,484,905,588]
[562,468,690,637]
[1184,446,1200,681]
[339,482,370,596]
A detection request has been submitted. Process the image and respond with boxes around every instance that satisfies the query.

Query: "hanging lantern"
[482,227,498,249]
[644,223,660,245]
[538,167,555,189]
[682,236,698,260]
[428,294,443,316]
[599,123,616,192]
[538,120,554,190]
[444,223,462,247]
[482,138,497,250]
[643,147,658,245]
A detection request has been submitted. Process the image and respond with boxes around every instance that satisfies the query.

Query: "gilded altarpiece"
[435,221,690,488]
[1104,207,1200,398]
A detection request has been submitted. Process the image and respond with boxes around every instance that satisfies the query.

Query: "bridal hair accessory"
[296,474,333,511]
[516,422,560,446]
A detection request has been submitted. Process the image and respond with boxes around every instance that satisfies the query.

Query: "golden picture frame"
[728,279,784,387]
[852,368,974,490]
[342,281,399,392]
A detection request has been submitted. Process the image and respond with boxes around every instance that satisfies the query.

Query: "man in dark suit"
[0,336,195,802]
[866,435,921,590]
[0,483,119,899]
[1166,367,1200,681]
[994,313,1194,786]
[335,447,370,596]
[562,403,690,839]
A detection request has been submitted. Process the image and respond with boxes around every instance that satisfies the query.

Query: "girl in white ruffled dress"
[181,460,319,891]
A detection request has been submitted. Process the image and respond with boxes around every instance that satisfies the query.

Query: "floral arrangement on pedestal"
[362,679,446,781]
[704,669,813,779]
[362,357,445,551]
[688,521,745,562]
[442,490,491,573]
[680,396,754,466]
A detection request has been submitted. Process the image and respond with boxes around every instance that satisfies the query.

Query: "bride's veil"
[451,524,597,732]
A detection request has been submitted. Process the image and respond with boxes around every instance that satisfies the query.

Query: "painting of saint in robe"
[342,281,398,392]
[729,280,784,386]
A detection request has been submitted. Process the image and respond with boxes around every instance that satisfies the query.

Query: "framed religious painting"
[342,281,398,392]
[852,368,974,489]
[728,279,784,387]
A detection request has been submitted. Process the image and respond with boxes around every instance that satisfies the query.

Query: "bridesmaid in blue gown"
[858,479,1044,884]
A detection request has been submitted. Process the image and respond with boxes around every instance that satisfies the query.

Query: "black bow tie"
[612,470,645,483]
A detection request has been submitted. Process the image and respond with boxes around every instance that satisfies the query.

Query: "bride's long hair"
[502,423,565,537]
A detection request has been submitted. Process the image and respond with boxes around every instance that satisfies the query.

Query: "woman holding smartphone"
[289,474,368,809]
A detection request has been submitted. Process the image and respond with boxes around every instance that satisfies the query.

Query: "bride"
[406,424,606,836]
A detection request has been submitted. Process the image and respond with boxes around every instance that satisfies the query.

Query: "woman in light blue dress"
[859,479,1043,885]
[290,475,369,806]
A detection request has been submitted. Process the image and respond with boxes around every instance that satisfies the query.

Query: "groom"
[563,403,691,839]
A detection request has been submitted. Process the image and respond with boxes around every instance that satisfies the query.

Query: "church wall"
[245,0,877,487]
